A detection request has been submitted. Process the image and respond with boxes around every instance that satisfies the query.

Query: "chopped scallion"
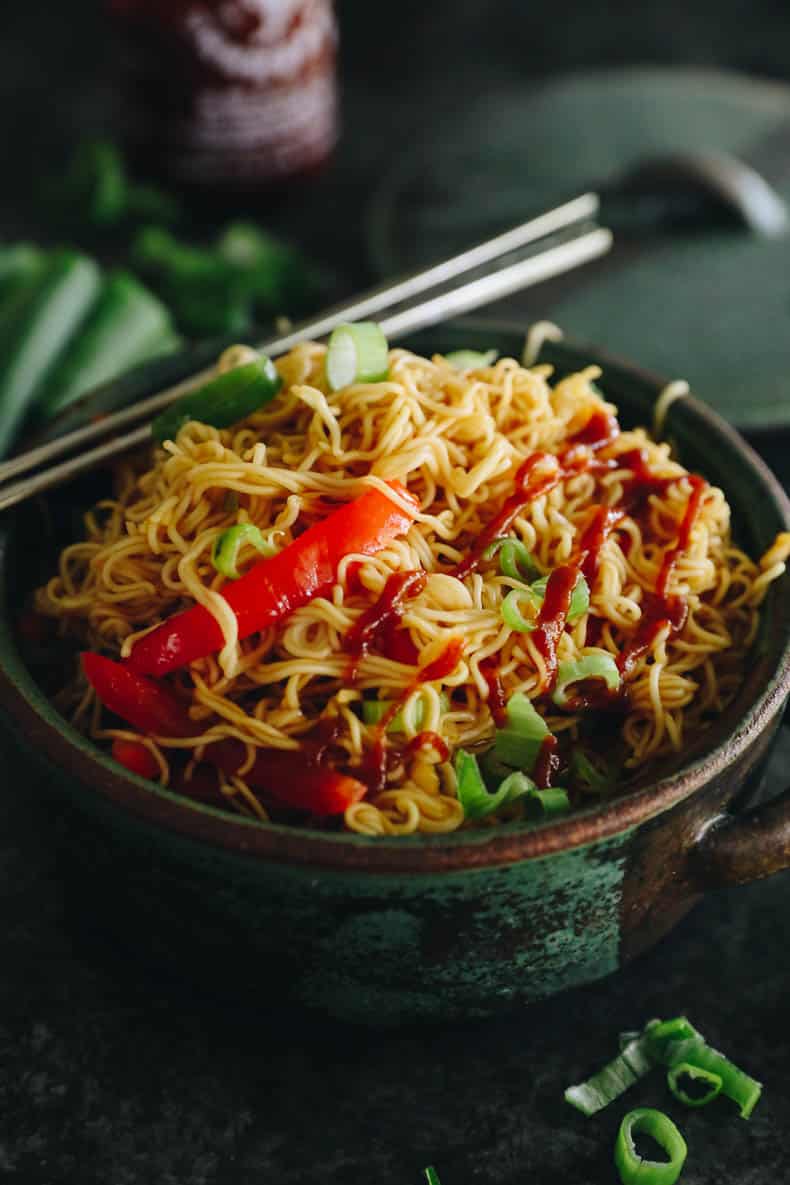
[152,354,282,443]
[659,1036,761,1119]
[646,1016,762,1119]
[500,573,589,634]
[645,1017,700,1061]
[564,1031,656,1117]
[552,653,621,709]
[362,693,448,733]
[480,749,519,789]
[614,1109,687,1185]
[445,348,498,371]
[211,523,279,580]
[424,1168,442,1185]
[525,786,570,818]
[501,587,538,632]
[526,573,590,623]
[483,536,542,582]
[325,321,389,391]
[454,749,535,820]
[667,1061,723,1108]
[493,691,550,773]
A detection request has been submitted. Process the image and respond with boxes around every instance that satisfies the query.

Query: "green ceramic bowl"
[1,321,790,1026]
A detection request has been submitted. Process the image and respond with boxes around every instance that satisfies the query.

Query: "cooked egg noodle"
[37,344,790,834]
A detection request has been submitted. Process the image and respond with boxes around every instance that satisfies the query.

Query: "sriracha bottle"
[109,0,338,196]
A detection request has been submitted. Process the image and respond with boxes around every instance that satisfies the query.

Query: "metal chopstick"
[0,222,611,514]
[0,193,599,492]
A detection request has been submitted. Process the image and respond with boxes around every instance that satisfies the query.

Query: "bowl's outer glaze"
[1,322,790,1024]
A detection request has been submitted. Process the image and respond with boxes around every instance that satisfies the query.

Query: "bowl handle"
[693,786,790,888]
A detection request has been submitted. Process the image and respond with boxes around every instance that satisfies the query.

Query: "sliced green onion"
[445,348,498,371]
[499,770,538,799]
[424,1168,442,1185]
[525,786,570,818]
[479,749,517,790]
[325,322,389,391]
[614,1109,687,1185]
[493,692,550,773]
[152,354,282,444]
[660,1036,761,1119]
[483,537,542,582]
[526,573,590,623]
[211,523,279,579]
[667,1062,723,1108]
[362,693,448,733]
[501,573,589,633]
[501,588,538,632]
[645,1017,700,1061]
[564,1030,656,1117]
[646,1016,762,1119]
[552,653,621,709]
[455,750,535,820]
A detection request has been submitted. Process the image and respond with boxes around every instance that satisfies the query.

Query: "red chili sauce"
[530,564,582,691]
[341,407,707,794]
[451,411,619,583]
[617,474,707,678]
[576,505,626,583]
[405,732,451,763]
[345,569,426,681]
[480,658,508,727]
[533,734,560,788]
[456,408,708,726]
[365,638,464,794]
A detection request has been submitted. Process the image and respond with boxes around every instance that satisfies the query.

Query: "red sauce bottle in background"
[109,0,338,196]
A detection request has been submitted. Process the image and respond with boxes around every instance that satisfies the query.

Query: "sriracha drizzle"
[481,659,508,727]
[617,474,707,677]
[342,406,709,793]
[345,569,426,680]
[533,734,560,788]
[575,505,626,582]
[530,564,582,691]
[364,637,464,794]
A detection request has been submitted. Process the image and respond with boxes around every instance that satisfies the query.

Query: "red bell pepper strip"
[126,480,419,678]
[111,737,161,780]
[207,740,366,816]
[84,653,366,816]
[82,652,193,736]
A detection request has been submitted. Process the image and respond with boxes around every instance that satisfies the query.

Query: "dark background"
[2,4,790,1184]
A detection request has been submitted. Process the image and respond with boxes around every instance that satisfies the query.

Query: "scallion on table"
[614,1108,687,1185]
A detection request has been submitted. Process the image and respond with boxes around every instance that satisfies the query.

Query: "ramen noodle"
[34,339,790,836]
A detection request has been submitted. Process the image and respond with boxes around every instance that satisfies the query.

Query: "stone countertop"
[2,4,790,1183]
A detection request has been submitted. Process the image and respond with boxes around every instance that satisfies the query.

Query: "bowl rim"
[1,321,789,874]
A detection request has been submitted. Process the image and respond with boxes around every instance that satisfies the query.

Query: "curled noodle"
[35,342,790,836]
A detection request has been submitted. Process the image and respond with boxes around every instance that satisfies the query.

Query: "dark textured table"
[2,5,790,1183]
